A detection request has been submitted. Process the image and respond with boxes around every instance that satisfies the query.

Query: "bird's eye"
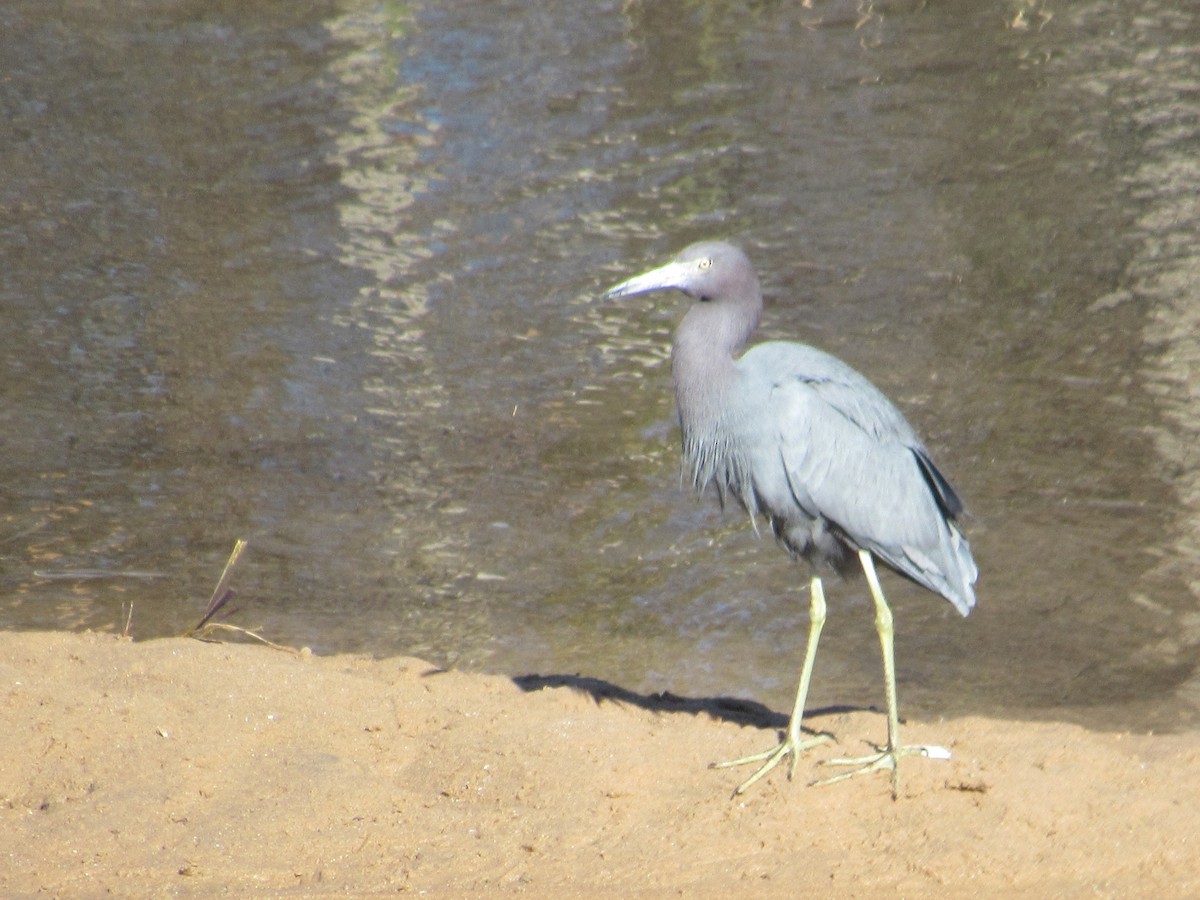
[698,258,713,270]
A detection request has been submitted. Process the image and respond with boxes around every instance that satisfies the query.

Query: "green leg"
[816,550,951,799]
[711,576,833,794]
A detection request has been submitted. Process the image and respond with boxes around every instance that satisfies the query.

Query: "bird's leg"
[816,550,951,798]
[711,576,833,795]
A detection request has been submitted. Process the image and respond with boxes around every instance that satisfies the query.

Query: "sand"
[2,630,1197,896]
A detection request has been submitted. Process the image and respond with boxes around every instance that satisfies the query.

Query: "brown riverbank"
[2,630,1196,896]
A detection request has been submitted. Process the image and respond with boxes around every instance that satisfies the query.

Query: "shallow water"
[3,0,1199,732]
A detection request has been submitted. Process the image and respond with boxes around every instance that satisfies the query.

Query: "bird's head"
[602,241,758,305]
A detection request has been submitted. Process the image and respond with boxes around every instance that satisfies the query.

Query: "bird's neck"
[670,296,762,479]
[672,298,760,414]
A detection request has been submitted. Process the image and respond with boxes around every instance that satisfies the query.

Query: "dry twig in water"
[184,539,298,654]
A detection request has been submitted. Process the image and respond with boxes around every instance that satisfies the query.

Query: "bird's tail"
[881,520,977,617]
[939,522,978,616]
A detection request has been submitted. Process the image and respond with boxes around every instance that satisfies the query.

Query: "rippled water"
[3,0,1198,732]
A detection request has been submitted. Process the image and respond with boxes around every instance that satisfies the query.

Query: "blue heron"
[602,241,977,797]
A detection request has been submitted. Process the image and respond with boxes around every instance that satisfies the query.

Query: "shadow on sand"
[509,670,869,733]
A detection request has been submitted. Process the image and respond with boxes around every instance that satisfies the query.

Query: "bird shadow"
[511,671,867,733]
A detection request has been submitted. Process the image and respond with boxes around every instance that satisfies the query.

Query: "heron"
[602,241,977,798]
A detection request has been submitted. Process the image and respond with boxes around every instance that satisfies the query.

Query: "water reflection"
[1,0,1197,733]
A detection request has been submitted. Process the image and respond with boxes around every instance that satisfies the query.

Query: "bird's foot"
[710,731,833,796]
[814,743,951,798]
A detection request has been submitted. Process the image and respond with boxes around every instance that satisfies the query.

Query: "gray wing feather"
[743,342,921,442]
[738,342,977,614]
[771,381,942,550]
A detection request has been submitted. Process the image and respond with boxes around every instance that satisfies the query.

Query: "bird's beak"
[602,259,690,300]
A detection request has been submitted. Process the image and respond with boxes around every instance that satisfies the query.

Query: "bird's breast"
[679,407,761,513]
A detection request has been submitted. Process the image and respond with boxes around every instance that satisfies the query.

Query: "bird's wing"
[741,343,945,552]
[771,380,944,551]
[737,343,977,612]
[758,343,921,445]
[798,373,964,519]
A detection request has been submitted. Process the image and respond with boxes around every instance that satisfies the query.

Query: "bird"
[602,241,977,798]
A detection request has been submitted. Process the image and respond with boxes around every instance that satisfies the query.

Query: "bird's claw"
[813,744,951,797]
[711,731,834,795]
